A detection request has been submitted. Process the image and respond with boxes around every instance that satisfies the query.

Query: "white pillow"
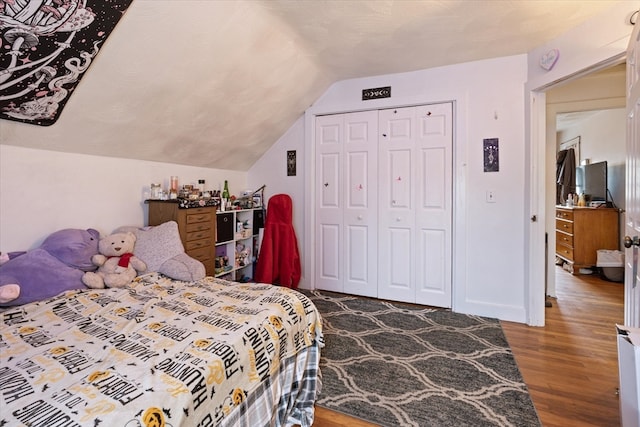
[115,221,205,281]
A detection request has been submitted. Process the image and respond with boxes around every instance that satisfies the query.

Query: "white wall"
[557,109,626,167]
[0,145,246,250]
[527,2,633,87]
[250,54,530,322]
[247,117,307,275]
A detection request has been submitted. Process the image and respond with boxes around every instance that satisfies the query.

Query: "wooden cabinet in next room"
[555,206,619,274]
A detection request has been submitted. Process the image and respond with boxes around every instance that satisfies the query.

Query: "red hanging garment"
[254,194,301,288]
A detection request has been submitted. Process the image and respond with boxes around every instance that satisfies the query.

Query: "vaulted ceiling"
[0,0,624,170]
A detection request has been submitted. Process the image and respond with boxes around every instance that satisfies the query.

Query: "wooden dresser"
[147,201,217,276]
[555,206,619,274]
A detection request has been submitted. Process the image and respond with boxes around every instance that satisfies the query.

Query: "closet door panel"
[346,224,368,283]
[415,103,452,307]
[388,149,412,209]
[319,224,340,283]
[378,107,416,302]
[315,111,377,296]
[315,115,344,292]
[320,154,340,207]
[347,152,368,208]
[387,227,412,290]
[417,229,446,292]
[421,147,446,209]
[344,110,378,297]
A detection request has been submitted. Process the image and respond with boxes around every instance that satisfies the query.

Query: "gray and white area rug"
[303,290,541,427]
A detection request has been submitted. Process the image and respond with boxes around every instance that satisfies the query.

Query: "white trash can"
[597,249,624,282]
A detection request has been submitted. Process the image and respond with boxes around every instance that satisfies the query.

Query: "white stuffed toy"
[82,232,146,289]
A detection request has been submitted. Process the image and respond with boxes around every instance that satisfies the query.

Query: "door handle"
[628,236,640,290]
[624,235,640,248]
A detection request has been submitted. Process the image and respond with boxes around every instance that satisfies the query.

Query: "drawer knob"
[624,235,640,248]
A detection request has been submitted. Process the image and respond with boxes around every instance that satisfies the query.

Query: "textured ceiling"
[0,0,625,170]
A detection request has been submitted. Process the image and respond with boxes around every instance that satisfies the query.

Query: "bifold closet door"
[315,111,378,297]
[378,103,452,307]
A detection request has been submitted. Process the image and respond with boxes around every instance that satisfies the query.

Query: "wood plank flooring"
[312,266,624,426]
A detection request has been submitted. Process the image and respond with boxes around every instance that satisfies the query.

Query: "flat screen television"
[576,160,608,202]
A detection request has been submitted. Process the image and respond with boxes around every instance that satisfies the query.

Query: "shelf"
[214,208,263,282]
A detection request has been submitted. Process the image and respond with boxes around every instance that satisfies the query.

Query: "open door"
[625,21,640,327]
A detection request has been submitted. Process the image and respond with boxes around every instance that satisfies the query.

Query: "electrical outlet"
[486,191,496,203]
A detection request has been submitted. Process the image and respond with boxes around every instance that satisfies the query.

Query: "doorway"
[545,64,626,300]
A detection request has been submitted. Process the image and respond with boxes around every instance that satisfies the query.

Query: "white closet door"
[344,111,378,297]
[378,104,453,307]
[316,114,343,292]
[414,103,452,307]
[378,107,417,302]
[315,111,378,296]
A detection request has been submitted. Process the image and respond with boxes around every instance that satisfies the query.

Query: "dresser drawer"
[185,238,210,251]
[555,243,574,261]
[556,219,573,234]
[186,228,212,242]
[555,231,573,248]
[188,246,212,263]
[556,209,573,221]
[186,212,213,224]
[185,222,210,233]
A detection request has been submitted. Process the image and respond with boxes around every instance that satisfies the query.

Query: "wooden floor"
[312,266,625,426]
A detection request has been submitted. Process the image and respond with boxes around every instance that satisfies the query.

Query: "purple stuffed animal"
[0,228,100,306]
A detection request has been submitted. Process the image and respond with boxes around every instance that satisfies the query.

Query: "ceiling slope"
[0,0,624,170]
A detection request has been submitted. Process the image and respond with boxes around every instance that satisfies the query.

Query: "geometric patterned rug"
[302,290,541,427]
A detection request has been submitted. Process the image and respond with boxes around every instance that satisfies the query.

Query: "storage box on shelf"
[215,208,263,282]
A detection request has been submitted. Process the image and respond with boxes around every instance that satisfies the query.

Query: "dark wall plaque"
[483,138,499,172]
[287,150,297,176]
[362,86,391,100]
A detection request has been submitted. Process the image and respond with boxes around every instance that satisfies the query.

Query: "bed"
[0,274,324,427]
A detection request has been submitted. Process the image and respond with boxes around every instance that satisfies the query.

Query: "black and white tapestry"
[0,0,134,126]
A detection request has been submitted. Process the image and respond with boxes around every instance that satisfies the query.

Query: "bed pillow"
[115,221,206,281]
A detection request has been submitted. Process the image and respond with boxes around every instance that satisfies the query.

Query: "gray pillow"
[115,221,205,281]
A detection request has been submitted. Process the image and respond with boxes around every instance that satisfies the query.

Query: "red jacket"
[255,194,301,288]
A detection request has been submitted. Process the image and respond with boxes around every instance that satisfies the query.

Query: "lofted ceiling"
[0,0,626,171]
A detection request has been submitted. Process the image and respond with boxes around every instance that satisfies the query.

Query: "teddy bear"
[0,228,100,307]
[82,232,147,289]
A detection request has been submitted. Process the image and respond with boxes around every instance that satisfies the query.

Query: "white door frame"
[527,54,627,326]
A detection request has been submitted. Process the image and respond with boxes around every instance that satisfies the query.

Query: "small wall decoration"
[483,138,499,172]
[0,0,134,126]
[287,150,296,176]
[539,48,560,71]
[362,86,391,101]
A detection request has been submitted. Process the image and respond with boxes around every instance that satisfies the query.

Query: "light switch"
[486,190,496,203]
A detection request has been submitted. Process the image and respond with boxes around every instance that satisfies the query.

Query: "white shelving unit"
[215,208,262,282]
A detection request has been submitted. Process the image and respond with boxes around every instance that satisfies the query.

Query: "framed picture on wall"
[287,150,297,176]
[483,138,499,172]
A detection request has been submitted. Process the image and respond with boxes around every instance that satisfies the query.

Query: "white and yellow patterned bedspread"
[0,274,323,427]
